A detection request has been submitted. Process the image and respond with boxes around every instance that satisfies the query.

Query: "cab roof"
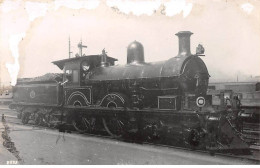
[52,55,118,70]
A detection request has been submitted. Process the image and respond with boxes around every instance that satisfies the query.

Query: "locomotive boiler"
[10,31,249,152]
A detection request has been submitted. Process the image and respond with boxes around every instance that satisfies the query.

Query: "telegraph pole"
[68,37,72,58]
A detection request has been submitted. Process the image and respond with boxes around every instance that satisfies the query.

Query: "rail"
[3,114,260,164]
[0,98,12,105]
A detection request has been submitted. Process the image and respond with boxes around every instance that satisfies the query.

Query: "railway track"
[242,122,260,148]
[3,115,260,164]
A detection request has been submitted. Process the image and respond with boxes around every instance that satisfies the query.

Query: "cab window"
[65,70,72,82]
[72,70,79,83]
[65,69,79,84]
[81,61,90,80]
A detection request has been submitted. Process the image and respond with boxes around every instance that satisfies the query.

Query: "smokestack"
[175,31,193,57]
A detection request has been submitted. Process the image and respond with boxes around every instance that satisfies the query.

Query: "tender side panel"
[13,83,61,105]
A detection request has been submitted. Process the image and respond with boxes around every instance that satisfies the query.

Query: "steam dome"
[127,41,144,64]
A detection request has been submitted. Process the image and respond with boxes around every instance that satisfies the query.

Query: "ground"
[0,105,258,165]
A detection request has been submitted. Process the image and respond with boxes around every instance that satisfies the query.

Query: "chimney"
[175,31,193,57]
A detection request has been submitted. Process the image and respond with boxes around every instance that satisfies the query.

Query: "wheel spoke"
[102,117,124,138]
[82,118,91,130]
[72,116,93,133]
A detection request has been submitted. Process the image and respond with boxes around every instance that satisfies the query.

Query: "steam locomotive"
[10,31,249,152]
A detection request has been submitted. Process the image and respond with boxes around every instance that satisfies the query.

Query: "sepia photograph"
[0,0,259,165]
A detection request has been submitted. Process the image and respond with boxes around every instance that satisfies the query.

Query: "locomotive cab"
[63,59,92,87]
[64,62,80,87]
[53,54,117,88]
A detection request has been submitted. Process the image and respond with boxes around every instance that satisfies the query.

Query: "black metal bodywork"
[10,31,249,152]
[86,55,209,109]
[50,31,209,110]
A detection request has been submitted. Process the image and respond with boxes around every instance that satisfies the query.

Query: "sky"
[0,0,260,86]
